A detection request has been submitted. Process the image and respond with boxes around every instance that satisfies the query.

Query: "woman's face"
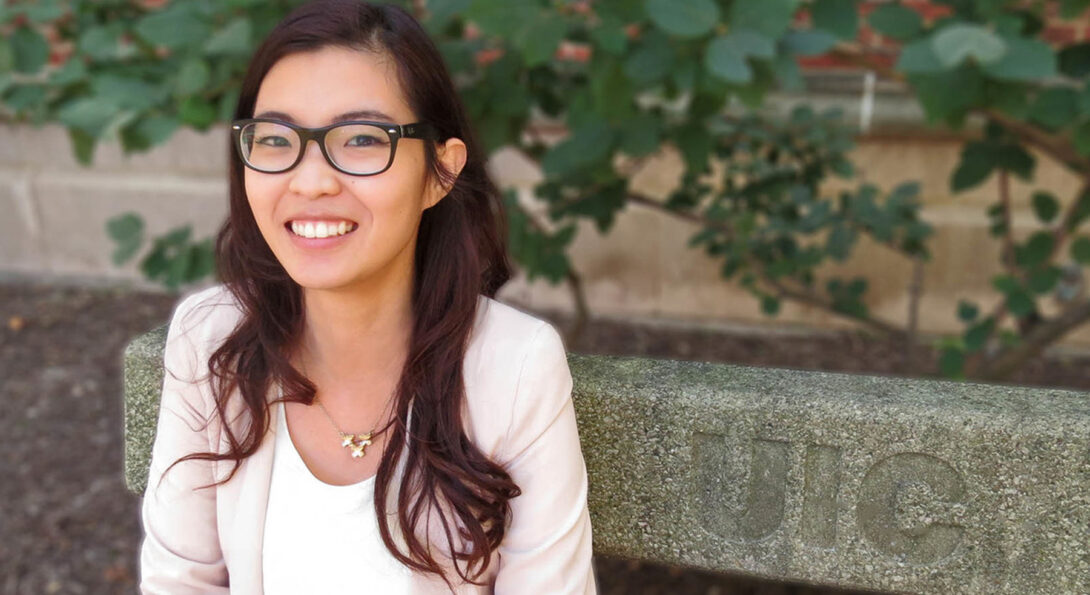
[245,46,463,294]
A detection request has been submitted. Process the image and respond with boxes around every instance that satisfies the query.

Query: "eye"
[256,135,292,147]
[346,134,385,147]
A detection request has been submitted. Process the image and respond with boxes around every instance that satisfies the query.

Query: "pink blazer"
[139,285,597,594]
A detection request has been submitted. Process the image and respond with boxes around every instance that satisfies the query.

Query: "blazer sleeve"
[139,294,230,594]
[495,322,598,594]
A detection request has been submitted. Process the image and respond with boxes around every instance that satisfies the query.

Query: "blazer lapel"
[217,383,279,595]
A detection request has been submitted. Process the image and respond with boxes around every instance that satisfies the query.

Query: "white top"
[262,400,414,592]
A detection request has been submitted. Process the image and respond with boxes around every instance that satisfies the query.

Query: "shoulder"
[167,283,245,354]
[466,295,568,382]
[161,283,244,382]
[462,295,570,455]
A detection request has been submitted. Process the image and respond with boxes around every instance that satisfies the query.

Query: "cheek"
[243,172,279,221]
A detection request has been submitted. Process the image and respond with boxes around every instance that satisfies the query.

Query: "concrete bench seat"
[123,327,1090,594]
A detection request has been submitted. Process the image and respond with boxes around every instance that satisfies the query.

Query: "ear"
[423,137,468,210]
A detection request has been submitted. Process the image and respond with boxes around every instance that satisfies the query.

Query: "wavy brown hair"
[169,0,518,590]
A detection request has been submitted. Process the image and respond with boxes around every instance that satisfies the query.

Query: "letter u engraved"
[691,431,790,542]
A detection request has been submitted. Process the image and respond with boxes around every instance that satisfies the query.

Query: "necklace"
[314,398,375,459]
[299,355,379,460]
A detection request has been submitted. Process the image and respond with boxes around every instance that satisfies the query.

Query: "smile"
[287,220,359,239]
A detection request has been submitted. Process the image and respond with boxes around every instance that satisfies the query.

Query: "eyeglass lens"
[238,122,393,174]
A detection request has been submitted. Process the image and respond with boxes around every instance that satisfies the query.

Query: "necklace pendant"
[340,432,373,459]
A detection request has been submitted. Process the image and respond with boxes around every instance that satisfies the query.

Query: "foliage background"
[3,0,1090,380]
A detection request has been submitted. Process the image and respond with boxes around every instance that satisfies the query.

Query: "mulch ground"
[4,280,1090,595]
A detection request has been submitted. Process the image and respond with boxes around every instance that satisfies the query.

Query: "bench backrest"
[123,328,1090,594]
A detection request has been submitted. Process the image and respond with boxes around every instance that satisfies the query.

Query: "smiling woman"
[137,1,597,594]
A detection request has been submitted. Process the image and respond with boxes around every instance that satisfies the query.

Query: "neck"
[297,271,414,390]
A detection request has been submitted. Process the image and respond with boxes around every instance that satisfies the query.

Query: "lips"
[286,219,359,239]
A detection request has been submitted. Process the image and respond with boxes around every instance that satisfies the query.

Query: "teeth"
[290,220,357,239]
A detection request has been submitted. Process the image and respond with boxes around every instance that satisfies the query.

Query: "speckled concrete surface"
[124,335,1090,594]
[122,325,167,496]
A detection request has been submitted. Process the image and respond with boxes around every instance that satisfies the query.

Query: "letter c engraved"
[856,453,965,565]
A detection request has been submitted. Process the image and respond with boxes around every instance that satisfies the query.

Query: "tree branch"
[979,297,1090,381]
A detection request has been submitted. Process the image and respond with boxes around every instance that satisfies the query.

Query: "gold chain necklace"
[299,355,378,460]
[314,398,375,460]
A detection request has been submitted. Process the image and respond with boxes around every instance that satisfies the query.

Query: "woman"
[138,1,597,593]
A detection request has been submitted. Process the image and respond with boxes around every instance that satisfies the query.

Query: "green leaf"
[1028,88,1079,131]
[1031,191,1059,223]
[939,346,965,377]
[591,14,628,55]
[1075,121,1090,158]
[1071,236,1090,264]
[78,25,130,62]
[47,58,87,87]
[619,116,661,156]
[896,39,946,74]
[675,123,714,171]
[1027,266,1062,294]
[771,51,803,91]
[811,0,858,40]
[950,142,994,191]
[135,7,211,50]
[178,97,217,129]
[704,36,752,83]
[995,144,1034,179]
[729,0,795,38]
[57,97,123,137]
[1061,0,1090,18]
[107,212,145,243]
[93,74,161,110]
[1058,42,1090,78]
[466,0,537,36]
[541,120,615,176]
[67,128,96,165]
[645,0,719,38]
[129,115,180,148]
[623,33,673,84]
[957,300,979,322]
[11,27,49,74]
[781,30,837,56]
[514,13,566,67]
[1015,231,1054,268]
[964,318,994,352]
[1006,289,1036,317]
[867,3,923,41]
[931,24,1006,68]
[983,37,1056,81]
[107,212,145,266]
[825,223,856,260]
[760,295,780,315]
[0,39,11,73]
[205,17,253,56]
[189,239,216,281]
[176,58,211,96]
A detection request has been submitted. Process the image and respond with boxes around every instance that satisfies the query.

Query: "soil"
[4,280,1089,595]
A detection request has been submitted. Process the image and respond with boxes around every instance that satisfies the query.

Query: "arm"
[139,294,230,594]
[495,322,598,594]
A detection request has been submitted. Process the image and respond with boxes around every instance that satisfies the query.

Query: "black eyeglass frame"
[230,118,438,176]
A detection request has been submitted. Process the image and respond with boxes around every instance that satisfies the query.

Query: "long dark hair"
[172,0,517,589]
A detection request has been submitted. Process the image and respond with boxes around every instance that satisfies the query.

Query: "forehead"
[254,45,414,125]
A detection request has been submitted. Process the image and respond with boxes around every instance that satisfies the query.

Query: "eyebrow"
[252,109,400,124]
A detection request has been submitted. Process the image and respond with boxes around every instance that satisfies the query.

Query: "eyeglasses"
[230,118,436,176]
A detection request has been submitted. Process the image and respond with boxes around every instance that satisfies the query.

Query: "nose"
[287,139,340,198]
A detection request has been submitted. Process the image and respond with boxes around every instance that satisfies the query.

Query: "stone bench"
[123,327,1090,594]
